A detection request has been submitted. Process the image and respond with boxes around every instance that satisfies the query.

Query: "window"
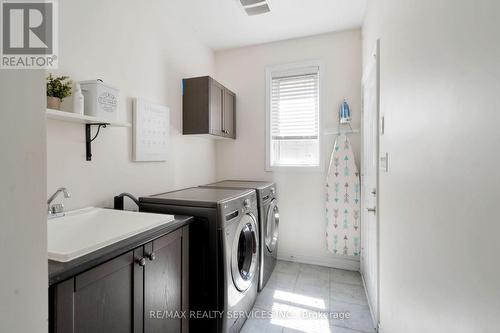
[266,63,321,169]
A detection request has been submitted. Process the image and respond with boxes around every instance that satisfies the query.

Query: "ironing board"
[326,134,361,256]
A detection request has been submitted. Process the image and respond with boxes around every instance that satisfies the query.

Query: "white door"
[361,41,380,326]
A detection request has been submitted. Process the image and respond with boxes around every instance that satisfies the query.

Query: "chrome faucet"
[47,187,71,218]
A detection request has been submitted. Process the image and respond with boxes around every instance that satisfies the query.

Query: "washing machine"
[202,181,279,291]
[139,187,259,333]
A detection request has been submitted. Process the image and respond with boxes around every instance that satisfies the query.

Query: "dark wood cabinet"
[183,76,236,139]
[50,226,188,333]
[209,79,224,137]
[144,229,185,333]
[223,88,235,138]
[51,250,142,333]
[75,250,142,333]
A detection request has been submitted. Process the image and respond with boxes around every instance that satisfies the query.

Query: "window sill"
[265,165,323,173]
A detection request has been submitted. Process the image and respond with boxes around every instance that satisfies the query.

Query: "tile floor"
[241,260,375,333]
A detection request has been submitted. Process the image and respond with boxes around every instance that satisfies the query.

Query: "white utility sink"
[48,207,175,262]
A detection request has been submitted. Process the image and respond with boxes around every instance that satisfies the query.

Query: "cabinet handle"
[147,252,156,261]
[137,258,146,267]
[221,89,224,134]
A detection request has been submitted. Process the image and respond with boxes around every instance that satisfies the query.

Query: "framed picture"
[133,98,169,162]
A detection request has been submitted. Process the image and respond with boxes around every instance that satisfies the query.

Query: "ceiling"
[164,0,367,50]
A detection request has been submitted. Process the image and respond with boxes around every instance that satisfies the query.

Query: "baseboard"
[277,251,360,271]
[361,273,378,330]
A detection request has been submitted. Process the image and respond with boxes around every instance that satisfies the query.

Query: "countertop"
[48,214,193,286]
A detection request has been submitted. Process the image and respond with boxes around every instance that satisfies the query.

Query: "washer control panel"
[221,192,257,228]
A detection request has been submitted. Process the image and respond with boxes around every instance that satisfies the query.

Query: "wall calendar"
[133,98,169,162]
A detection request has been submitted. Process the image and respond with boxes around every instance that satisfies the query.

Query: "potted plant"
[46,74,72,110]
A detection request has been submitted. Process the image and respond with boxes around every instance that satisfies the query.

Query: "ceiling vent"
[239,0,270,16]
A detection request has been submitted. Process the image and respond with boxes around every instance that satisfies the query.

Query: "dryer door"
[231,214,259,292]
[265,199,280,253]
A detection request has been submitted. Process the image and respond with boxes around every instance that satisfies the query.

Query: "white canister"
[79,80,119,121]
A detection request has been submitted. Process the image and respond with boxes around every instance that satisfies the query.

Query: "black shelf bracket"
[85,123,109,161]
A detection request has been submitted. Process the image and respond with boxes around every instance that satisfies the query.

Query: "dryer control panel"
[259,186,277,205]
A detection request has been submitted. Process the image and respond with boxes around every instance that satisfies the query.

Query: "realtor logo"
[1,0,58,69]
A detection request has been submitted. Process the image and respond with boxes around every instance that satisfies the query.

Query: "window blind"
[271,68,319,140]
[268,65,320,167]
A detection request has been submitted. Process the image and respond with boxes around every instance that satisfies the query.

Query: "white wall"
[0,72,47,332]
[363,0,500,332]
[215,30,362,269]
[47,0,217,209]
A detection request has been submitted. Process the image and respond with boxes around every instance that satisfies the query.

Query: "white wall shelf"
[46,109,130,161]
[46,109,131,127]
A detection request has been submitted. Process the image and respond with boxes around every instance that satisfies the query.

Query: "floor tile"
[241,260,374,333]
[255,286,280,310]
[281,287,329,312]
[282,323,371,333]
[296,263,330,291]
[299,263,331,280]
[293,282,330,299]
[296,272,330,290]
[267,271,298,290]
[329,326,371,333]
[329,301,375,333]
[275,260,301,275]
[330,269,363,286]
[330,282,368,306]
[273,305,332,333]
[241,311,284,333]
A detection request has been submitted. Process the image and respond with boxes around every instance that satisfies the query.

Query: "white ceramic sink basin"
[48,207,175,262]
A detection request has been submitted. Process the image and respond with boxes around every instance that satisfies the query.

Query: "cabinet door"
[182,77,211,135]
[223,88,236,138]
[209,79,224,136]
[57,249,144,333]
[144,228,187,333]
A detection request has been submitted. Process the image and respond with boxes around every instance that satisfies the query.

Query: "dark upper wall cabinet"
[183,76,236,139]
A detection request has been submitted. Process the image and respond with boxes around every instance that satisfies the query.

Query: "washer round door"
[265,199,279,253]
[231,213,259,292]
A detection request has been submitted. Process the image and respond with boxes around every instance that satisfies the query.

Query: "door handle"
[367,207,377,213]
[147,252,156,261]
[371,189,377,195]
